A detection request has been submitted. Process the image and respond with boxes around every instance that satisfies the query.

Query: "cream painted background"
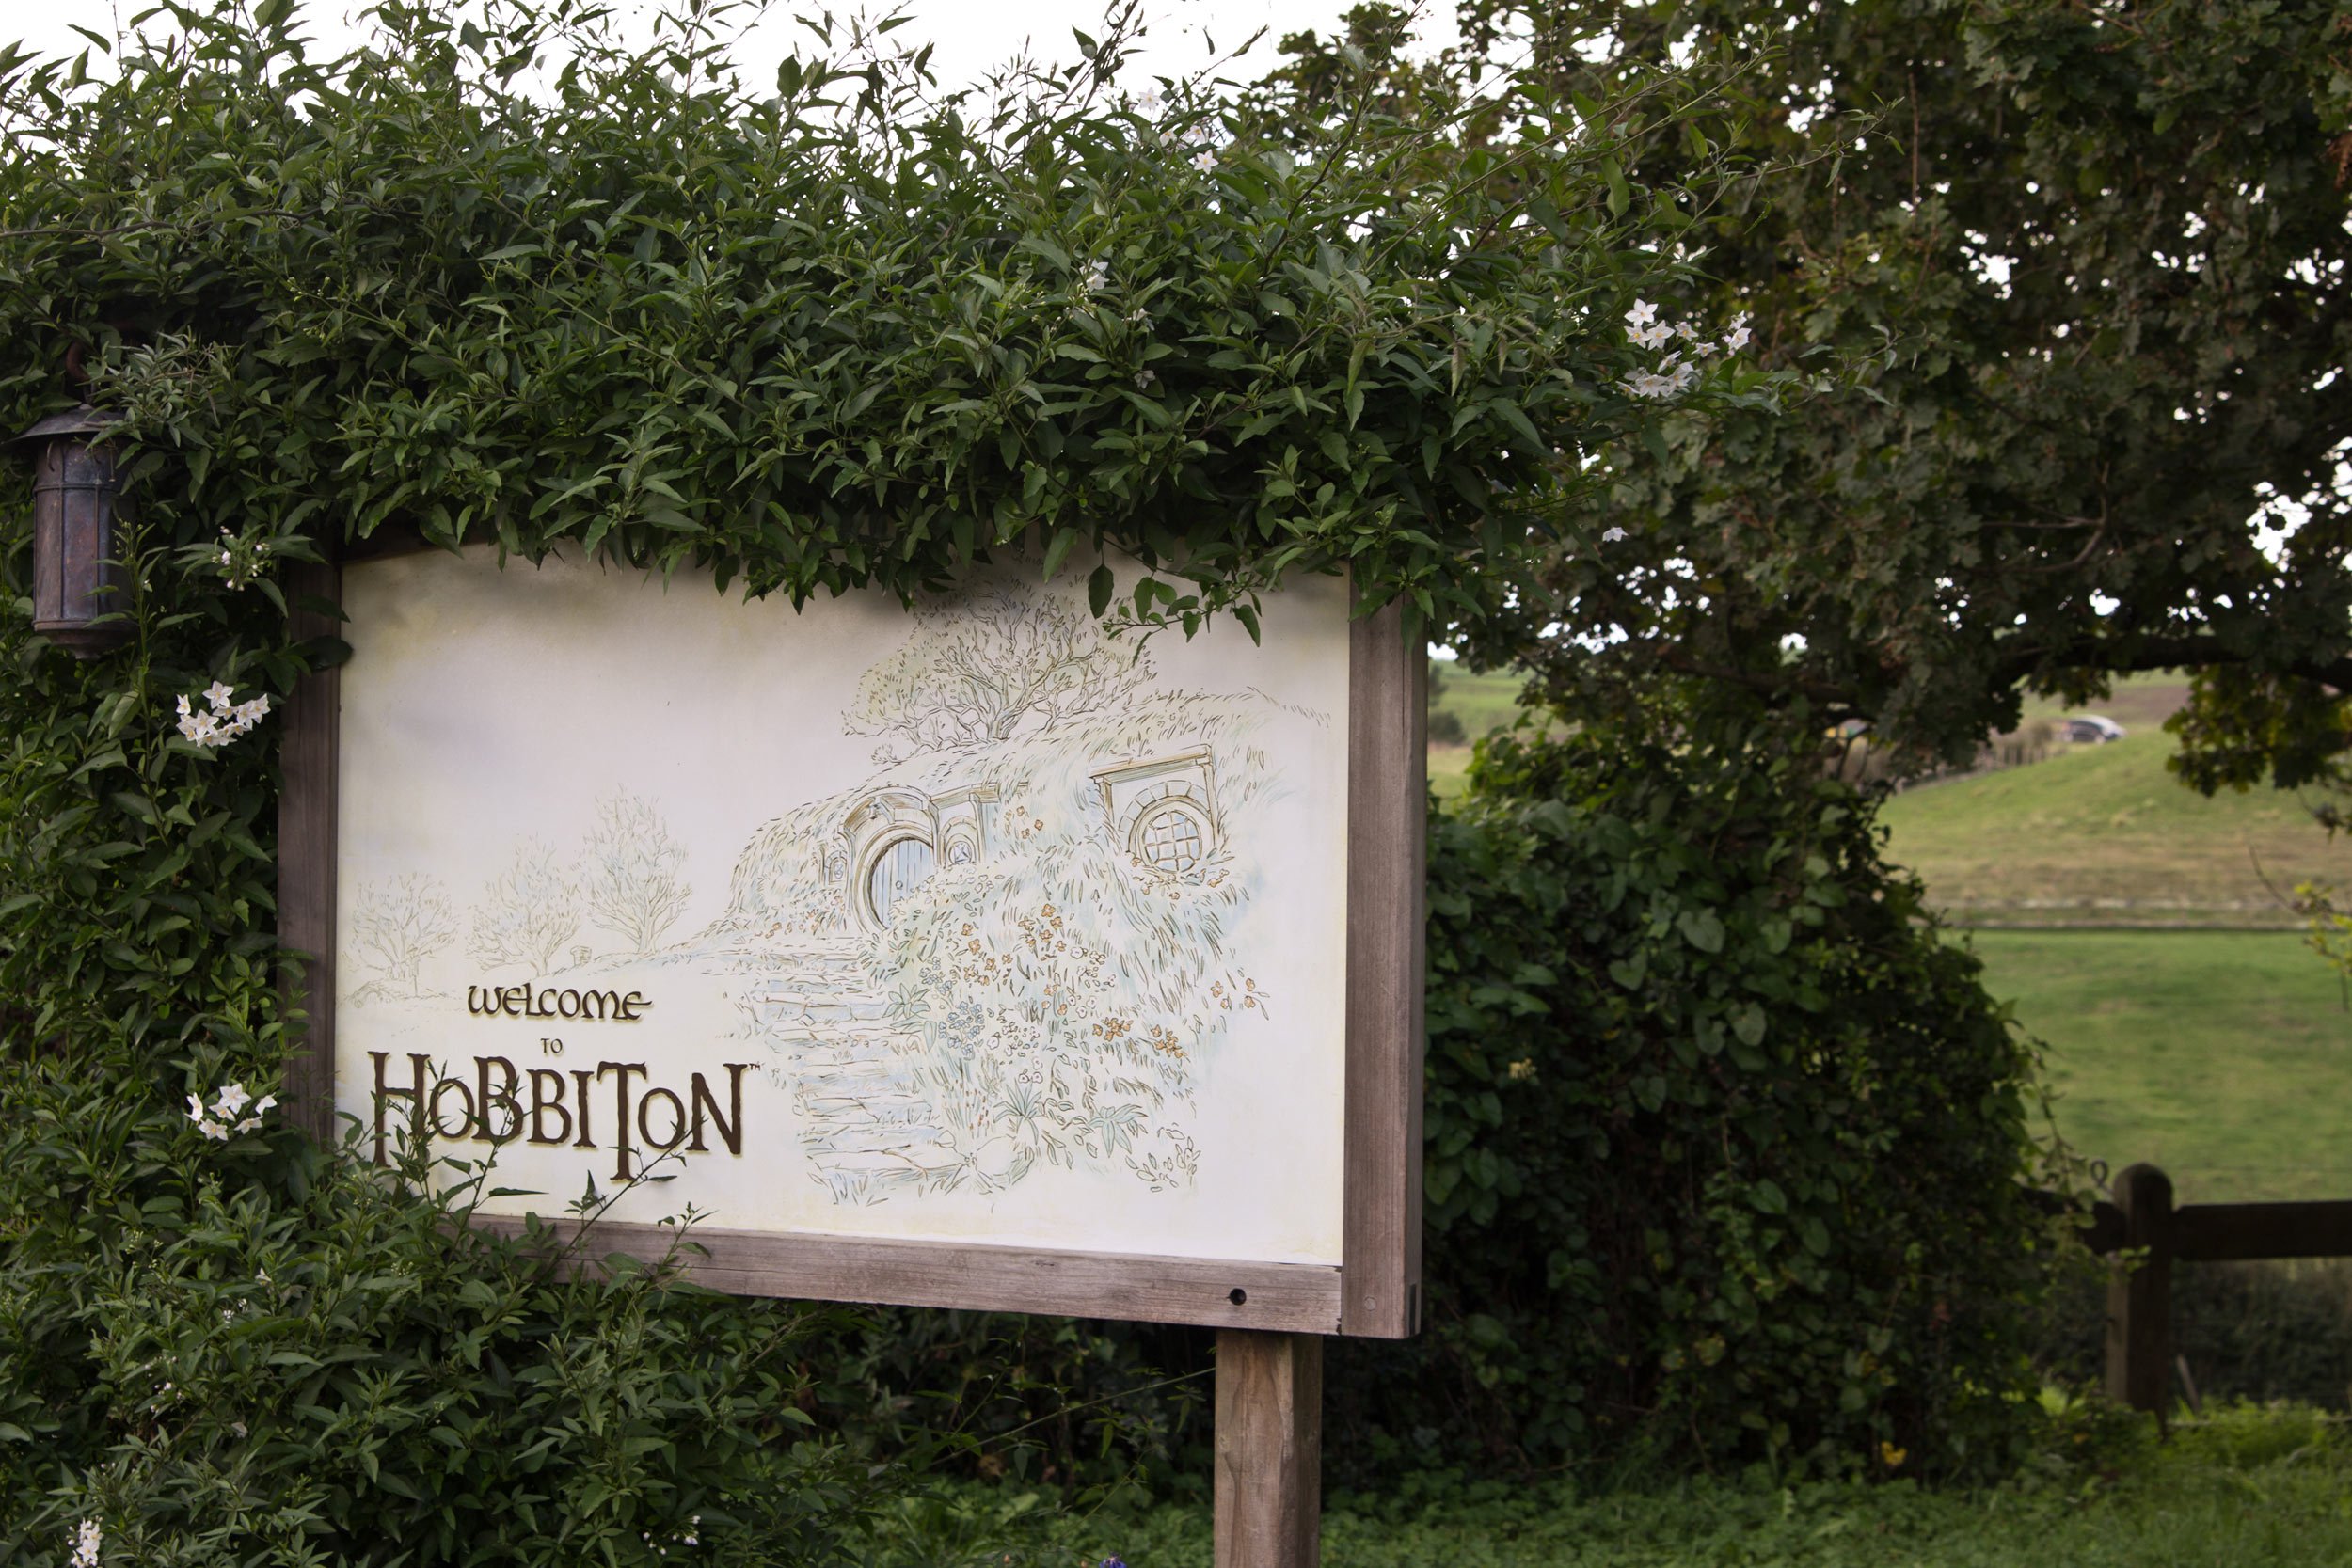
[333,547,1353,1266]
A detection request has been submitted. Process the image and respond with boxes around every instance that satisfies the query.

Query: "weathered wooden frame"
[277,551,1424,1338]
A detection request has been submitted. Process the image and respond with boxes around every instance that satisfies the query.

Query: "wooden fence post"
[1214,1329,1321,1567]
[2105,1163,2174,1417]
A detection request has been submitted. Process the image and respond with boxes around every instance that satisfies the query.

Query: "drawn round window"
[864,834,936,927]
[1134,802,1208,875]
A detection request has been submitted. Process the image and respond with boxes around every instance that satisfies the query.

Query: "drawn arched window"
[865,834,936,927]
[1133,801,1208,876]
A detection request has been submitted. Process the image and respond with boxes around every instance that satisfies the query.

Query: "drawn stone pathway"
[724,936,952,1202]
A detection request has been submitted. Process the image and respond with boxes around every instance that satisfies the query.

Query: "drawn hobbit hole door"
[865,833,935,927]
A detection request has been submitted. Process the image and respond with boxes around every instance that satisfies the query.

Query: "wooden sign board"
[278,546,1422,1338]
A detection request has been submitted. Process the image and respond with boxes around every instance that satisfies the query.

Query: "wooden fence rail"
[2074,1163,2352,1413]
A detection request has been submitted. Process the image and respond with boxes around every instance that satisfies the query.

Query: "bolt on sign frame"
[276,543,1424,1340]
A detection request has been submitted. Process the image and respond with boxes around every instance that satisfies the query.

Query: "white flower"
[218,550,232,565]
[1629,322,1675,351]
[186,1092,208,1123]
[1624,299,1659,327]
[1674,320,1700,341]
[1081,261,1109,292]
[199,1120,230,1142]
[1724,324,1753,353]
[71,1519,101,1568]
[1192,149,1215,171]
[1602,527,1628,543]
[1135,368,1157,388]
[214,1083,251,1118]
[174,686,269,749]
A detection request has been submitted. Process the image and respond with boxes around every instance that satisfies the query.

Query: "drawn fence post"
[2105,1162,2174,1417]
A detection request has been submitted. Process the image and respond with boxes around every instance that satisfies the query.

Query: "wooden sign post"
[278,544,1423,1562]
[1216,1330,1324,1565]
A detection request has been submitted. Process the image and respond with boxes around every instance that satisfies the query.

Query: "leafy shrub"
[0,1054,904,1563]
[1369,718,2056,1481]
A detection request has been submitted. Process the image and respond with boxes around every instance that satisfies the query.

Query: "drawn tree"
[350,873,456,998]
[843,585,1151,753]
[580,790,691,957]
[469,839,580,971]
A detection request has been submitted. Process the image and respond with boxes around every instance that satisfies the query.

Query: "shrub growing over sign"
[0,0,1768,1549]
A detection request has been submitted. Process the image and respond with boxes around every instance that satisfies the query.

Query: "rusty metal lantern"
[18,404,128,657]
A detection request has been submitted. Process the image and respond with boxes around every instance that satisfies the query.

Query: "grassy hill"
[1877,728,2347,928]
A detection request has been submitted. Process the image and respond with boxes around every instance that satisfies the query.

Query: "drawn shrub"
[580,790,692,957]
[469,839,580,971]
[349,873,457,1001]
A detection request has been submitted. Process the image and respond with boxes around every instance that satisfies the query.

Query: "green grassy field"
[1967,929,2352,1202]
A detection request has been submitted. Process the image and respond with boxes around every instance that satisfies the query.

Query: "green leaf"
[1041,529,1080,581]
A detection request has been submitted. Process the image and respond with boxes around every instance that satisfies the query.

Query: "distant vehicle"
[2058,715,2125,744]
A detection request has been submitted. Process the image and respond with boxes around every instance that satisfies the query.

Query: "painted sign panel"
[331,548,1356,1270]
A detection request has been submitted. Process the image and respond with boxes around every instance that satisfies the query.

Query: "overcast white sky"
[9,1,1458,95]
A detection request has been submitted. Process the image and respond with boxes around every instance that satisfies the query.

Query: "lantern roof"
[16,404,119,442]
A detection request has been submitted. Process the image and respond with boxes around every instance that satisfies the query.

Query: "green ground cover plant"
[866,1404,2352,1568]
[1963,930,2352,1204]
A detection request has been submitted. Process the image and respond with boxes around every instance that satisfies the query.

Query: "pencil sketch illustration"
[349,872,458,1003]
[359,578,1323,1207]
[469,840,580,972]
[694,581,1313,1205]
